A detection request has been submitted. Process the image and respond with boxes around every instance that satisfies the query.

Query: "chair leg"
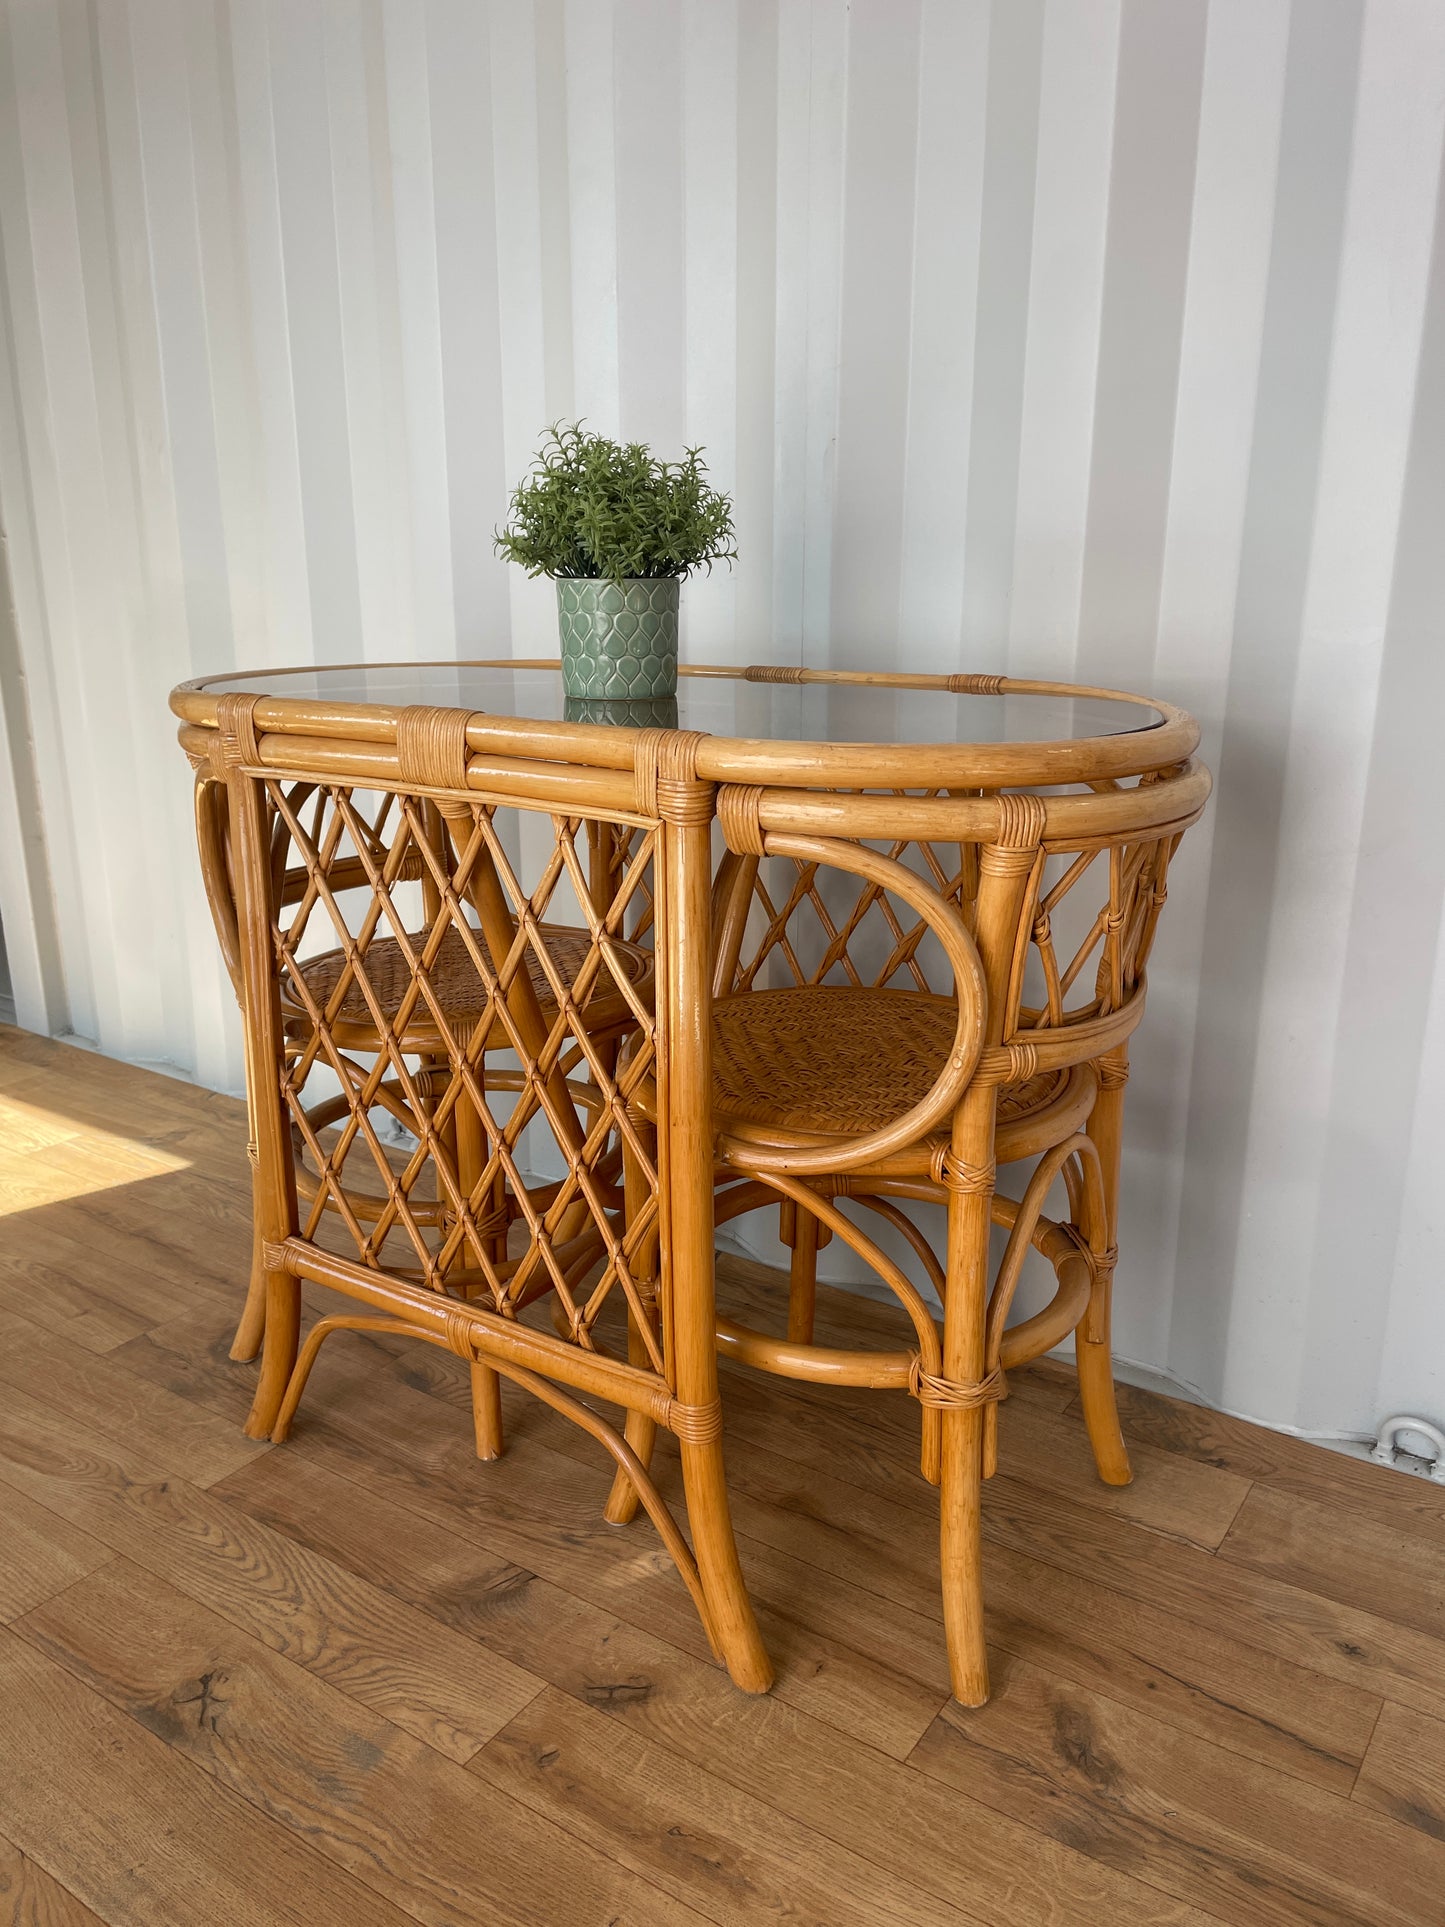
[1076,1051,1132,1488]
[230,1220,269,1362]
[784,1203,820,1344]
[456,1084,504,1461]
[938,1088,995,1706]
[605,1118,660,1525]
[1076,1311,1130,1487]
[939,1405,989,1704]
[470,1360,505,1462]
[603,1304,659,1525]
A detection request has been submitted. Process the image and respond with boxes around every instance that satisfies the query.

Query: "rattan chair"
[192,765,653,1457]
[612,768,1204,1703]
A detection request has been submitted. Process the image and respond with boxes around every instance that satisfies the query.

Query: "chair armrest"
[715,831,987,1177]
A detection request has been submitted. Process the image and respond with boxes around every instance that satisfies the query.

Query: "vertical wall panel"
[1005,0,1117,686]
[4,0,127,1052]
[489,5,553,656]
[325,0,418,662]
[828,0,920,673]
[228,0,317,665]
[734,0,779,656]
[563,0,619,430]
[1133,0,1291,1375]
[1076,0,1208,691]
[1170,0,1366,1416]
[381,0,454,654]
[0,5,75,1039]
[614,0,684,454]
[896,0,988,668]
[679,0,738,662]
[957,0,1044,669]
[3,0,1445,1450]
[772,0,844,667]
[1230,0,1445,1426]
[427,0,509,652]
[1305,76,1445,1434]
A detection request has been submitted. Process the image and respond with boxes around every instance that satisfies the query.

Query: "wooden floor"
[2,1028,1445,1926]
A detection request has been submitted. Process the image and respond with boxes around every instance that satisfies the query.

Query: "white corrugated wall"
[1,0,1443,1447]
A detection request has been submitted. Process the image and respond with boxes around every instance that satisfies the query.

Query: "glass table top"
[193,661,1166,749]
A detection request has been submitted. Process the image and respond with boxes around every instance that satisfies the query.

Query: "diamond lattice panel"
[725,784,1178,1035]
[1021,822,1175,1031]
[266,782,663,1371]
[729,792,969,995]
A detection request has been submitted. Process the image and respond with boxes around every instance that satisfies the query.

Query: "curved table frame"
[172,660,1208,1704]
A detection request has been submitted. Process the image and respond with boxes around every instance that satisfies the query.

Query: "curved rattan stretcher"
[173,660,1208,1705]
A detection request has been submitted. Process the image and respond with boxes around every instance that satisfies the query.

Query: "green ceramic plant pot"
[556,577,680,699]
[563,694,679,729]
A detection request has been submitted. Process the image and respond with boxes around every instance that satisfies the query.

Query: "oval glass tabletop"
[191,660,1165,749]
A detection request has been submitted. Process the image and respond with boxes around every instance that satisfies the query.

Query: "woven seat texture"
[290,922,651,1038]
[712,985,1070,1136]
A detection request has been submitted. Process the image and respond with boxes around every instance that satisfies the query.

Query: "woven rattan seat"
[286,922,653,1048]
[713,987,953,1134]
[711,986,1080,1147]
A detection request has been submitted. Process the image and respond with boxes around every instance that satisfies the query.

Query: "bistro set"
[171,660,1208,1706]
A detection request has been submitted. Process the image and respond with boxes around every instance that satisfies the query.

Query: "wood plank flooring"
[2,1024,1445,1925]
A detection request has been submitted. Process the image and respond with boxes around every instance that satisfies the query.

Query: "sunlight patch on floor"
[0,1093,192,1212]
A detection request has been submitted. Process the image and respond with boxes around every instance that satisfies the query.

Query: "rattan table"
[172,660,1208,1705]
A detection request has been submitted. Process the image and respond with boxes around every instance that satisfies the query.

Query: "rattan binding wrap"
[634,727,709,821]
[909,1359,1009,1410]
[215,691,260,771]
[397,705,471,791]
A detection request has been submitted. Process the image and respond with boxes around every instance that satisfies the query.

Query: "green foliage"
[494,422,737,582]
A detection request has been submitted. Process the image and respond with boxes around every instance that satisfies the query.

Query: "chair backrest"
[710,764,1206,1080]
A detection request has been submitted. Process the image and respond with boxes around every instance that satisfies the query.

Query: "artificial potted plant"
[495,423,736,700]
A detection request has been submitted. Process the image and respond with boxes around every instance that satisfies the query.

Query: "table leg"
[230,1011,273,1365]
[221,741,302,1443]
[1076,1046,1132,1487]
[665,798,772,1693]
[230,1218,269,1362]
[245,1261,301,1441]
